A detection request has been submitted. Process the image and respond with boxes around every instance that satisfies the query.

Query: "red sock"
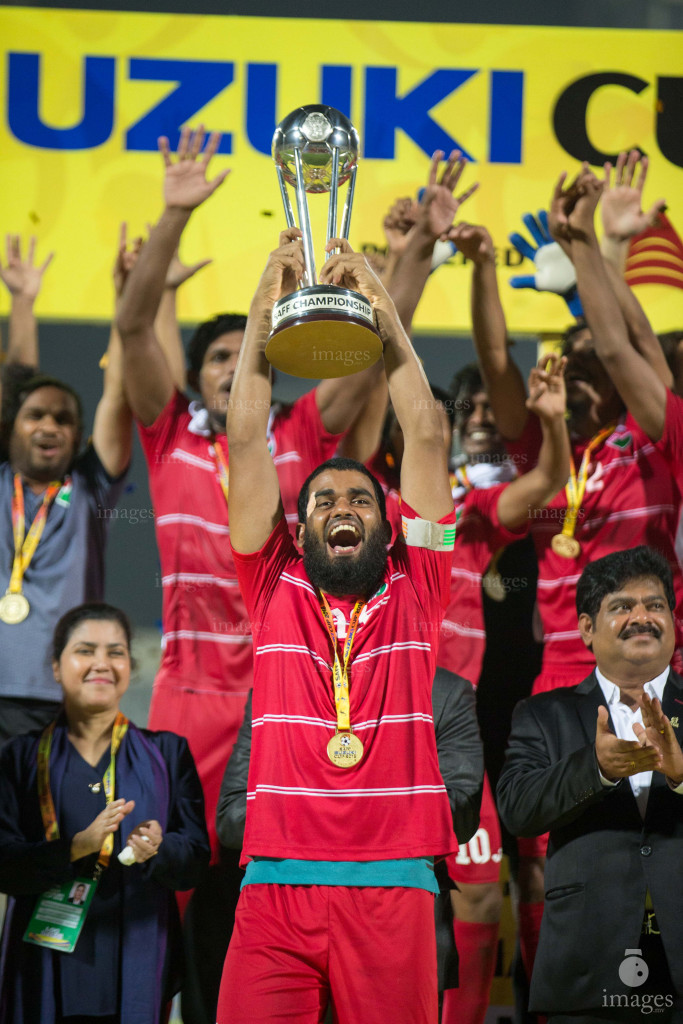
[442,920,500,1024]
[518,900,544,982]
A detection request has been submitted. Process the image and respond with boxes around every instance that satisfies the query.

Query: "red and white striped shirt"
[233,502,458,863]
[507,390,683,689]
[137,389,340,853]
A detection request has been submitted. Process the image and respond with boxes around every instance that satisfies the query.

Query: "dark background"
[3,0,681,630]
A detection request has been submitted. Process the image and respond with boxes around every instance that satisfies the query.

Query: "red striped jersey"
[438,485,527,686]
[507,391,683,688]
[233,503,458,863]
[137,389,340,853]
[368,451,523,687]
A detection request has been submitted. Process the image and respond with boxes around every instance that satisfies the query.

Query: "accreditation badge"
[23,877,97,953]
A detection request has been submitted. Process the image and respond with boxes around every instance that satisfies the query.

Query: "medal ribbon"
[37,713,129,871]
[8,475,61,594]
[318,593,365,732]
[559,423,616,541]
[212,441,230,506]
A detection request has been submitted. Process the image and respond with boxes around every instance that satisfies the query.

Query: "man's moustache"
[620,625,661,640]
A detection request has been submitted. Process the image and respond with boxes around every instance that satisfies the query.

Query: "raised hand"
[633,692,683,785]
[595,705,660,781]
[253,228,306,308]
[124,818,163,863]
[70,798,136,861]
[508,211,582,316]
[419,150,479,240]
[448,222,495,264]
[160,125,230,212]
[0,235,54,302]
[113,223,144,300]
[567,166,604,240]
[165,247,212,290]
[383,196,420,258]
[526,352,567,423]
[320,239,392,312]
[602,150,666,242]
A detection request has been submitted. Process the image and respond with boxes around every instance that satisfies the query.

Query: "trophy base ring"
[266,314,383,379]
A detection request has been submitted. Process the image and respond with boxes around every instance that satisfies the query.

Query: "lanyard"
[8,475,61,594]
[37,713,129,874]
[318,593,365,732]
[559,422,616,540]
[212,440,230,506]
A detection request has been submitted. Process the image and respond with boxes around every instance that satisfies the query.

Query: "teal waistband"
[242,857,439,893]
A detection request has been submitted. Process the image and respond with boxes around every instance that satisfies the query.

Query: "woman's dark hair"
[297,457,386,524]
[52,603,134,663]
[187,313,248,376]
[0,373,84,460]
[576,546,675,622]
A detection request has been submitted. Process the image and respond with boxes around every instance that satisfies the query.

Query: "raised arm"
[388,150,478,334]
[496,354,570,529]
[559,167,668,441]
[450,222,528,441]
[91,224,138,477]
[155,246,212,393]
[321,248,452,521]
[226,230,304,553]
[116,127,229,426]
[599,151,672,389]
[0,234,53,370]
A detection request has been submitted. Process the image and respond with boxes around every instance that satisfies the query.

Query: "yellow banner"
[1,8,682,333]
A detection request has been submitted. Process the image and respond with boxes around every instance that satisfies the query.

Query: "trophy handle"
[294,148,317,288]
[276,165,296,229]
[326,146,341,261]
[340,162,357,241]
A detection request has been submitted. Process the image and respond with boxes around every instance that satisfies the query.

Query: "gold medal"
[483,570,506,603]
[0,591,30,624]
[551,534,581,559]
[327,730,364,769]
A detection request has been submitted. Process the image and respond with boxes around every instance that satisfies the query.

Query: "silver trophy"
[265,105,382,379]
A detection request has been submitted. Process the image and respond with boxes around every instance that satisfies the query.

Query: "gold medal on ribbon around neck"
[551,534,581,559]
[327,730,364,769]
[0,591,30,624]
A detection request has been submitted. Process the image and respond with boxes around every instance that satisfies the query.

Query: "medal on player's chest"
[319,592,366,769]
[2,476,61,625]
[551,534,581,559]
[0,591,30,624]
[327,729,364,768]
[552,423,615,560]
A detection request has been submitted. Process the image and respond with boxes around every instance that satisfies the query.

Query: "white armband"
[401,516,455,551]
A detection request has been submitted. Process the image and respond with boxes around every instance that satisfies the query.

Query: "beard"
[302,524,388,599]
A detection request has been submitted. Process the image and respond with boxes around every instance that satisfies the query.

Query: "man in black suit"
[497,546,683,1023]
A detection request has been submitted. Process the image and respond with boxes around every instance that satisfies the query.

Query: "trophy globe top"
[272,105,359,194]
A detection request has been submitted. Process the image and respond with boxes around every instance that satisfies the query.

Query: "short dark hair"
[0,374,84,459]
[52,602,134,665]
[298,457,387,524]
[560,319,591,355]
[576,546,675,621]
[187,313,247,376]
[658,331,683,380]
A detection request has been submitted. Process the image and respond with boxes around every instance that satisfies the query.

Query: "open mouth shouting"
[326,521,363,556]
